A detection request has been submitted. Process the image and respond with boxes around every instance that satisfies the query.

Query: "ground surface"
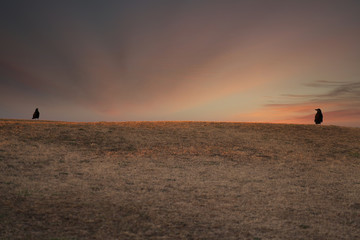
[0,119,359,240]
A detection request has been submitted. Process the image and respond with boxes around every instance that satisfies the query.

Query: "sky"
[1,0,360,127]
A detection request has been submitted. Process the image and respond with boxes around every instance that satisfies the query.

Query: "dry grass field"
[0,119,359,240]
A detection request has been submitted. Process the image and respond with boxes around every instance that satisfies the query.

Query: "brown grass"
[0,119,359,240]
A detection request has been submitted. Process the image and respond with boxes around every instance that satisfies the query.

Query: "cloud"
[240,80,360,126]
[281,81,360,105]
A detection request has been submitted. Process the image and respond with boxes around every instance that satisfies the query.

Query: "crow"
[32,108,40,119]
[314,108,323,124]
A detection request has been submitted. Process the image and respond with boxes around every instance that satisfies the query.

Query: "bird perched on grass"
[314,108,323,124]
[32,108,40,119]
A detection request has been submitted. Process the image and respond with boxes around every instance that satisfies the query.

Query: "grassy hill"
[0,120,359,239]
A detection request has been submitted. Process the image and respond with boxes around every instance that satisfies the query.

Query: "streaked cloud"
[238,81,360,127]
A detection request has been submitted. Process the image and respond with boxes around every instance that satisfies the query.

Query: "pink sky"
[0,1,359,127]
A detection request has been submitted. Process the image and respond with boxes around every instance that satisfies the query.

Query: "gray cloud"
[264,80,360,126]
[280,80,360,101]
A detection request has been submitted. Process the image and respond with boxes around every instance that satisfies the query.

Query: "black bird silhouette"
[314,108,323,124]
[32,108,40,119]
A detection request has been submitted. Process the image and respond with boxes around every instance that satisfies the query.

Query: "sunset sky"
[1,1,359,126]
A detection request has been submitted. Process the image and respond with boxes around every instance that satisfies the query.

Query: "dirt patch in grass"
[0,120,359,239]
